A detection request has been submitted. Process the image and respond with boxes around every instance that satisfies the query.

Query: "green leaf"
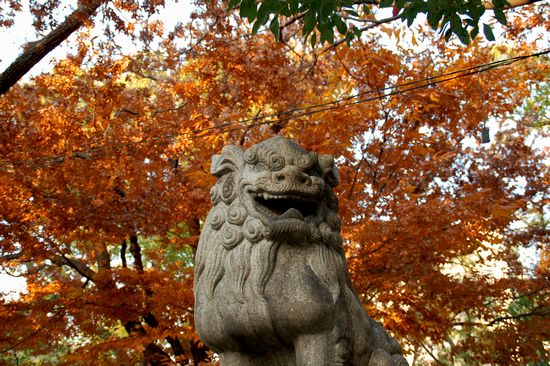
[414,1,428,13]
[239,0,257,22]
[302,10,316,37]
[457,27,470,45]
[449,14,461,31]
[317,20,331,43]
[344,9,359,17]
[227,0,241,10]
[270,16,280,40]
[483,23,495,41]
[379,0,393,8]
[444,28,453,42]
[252,20,262,34]
[288,0,299,13]
[407,12,415,27]
[439,0,451,8]
[252,3,270,34]
[310,32,317,48]
[334,16,348,35]
[427,10,442,30]
[325,27,334,44]
[319,1,332,21]
[470,25,479,39]
[494,8,507,25]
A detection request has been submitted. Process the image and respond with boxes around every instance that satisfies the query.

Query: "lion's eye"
[296,154,313,170]
[253,163,268,173]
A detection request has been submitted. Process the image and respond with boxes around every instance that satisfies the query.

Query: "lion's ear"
[211,145,244,177]
[318,154,339,187]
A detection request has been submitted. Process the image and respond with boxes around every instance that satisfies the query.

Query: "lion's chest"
[216,244,336,341]
[264,244,336,337]
[202,242,338,351]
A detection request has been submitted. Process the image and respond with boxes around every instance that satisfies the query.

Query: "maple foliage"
[1,0,549,365]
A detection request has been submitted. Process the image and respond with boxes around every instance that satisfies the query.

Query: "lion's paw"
[368,349,409,366]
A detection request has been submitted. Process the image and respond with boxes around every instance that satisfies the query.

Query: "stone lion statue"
[194,137,408,366]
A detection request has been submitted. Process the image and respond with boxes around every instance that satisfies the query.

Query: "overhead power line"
[0,49,548,171]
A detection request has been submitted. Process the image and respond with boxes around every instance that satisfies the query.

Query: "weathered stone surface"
[194,137,408,366]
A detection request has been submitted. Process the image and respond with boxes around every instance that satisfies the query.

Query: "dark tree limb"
[419,341,446,365]
[0,0,105,95]
[453,307,550,327]
[93,241,111,272]
[350,0,541,8]
[166,336,185,357]
[187,217,201,253]
[50,254,96,281]
[143,313,186,358]
[190,338,210,365]
[347,151,366,200]
[0,324,46,354]
[322,14,401,54]
[123,320,175,365]
[483,0,541,9]
[129,234,144,272]
[144,343,174,366]
[120,240,127,268]
[1,251,24,261]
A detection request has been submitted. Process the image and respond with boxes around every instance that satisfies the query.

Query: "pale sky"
[0,0,194,78]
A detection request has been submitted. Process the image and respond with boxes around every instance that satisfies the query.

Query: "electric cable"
[0,49,547,170]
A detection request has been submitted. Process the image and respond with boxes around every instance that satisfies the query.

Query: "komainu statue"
[194,137,408,366]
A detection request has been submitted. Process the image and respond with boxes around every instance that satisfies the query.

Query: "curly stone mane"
[194,137,408,366]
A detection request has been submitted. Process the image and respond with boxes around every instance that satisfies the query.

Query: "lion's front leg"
[294,332,340,366]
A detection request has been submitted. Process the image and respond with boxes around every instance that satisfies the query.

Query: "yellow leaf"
[429,92,441,102]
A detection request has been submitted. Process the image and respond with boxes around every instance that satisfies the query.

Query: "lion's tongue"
[279,207,304,220]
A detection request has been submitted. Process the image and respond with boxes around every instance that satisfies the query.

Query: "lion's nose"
[273,165,311,186]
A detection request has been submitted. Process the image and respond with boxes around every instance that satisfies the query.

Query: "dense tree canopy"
[0,0,549,365]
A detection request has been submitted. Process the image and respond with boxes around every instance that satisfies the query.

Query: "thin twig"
[322,14,401,53]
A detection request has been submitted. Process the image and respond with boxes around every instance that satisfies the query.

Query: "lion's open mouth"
[252,192,318,220]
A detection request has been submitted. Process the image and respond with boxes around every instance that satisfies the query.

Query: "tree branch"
[121,240,127,268]
[348,152,365,199]
[281,12,307,29]
[166,335,185,357]
[152,101,189,117]
[0,0,105,95]
[143,343,174,366]
[93,241,111,272]
[322,14,401,53]
[453,307,550,327]
[50,254,96,281]
[350,0,541,8]
[1,251,24,261]
[419,341,446,365]
[483,0,541,9]
[0,324,46,354]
